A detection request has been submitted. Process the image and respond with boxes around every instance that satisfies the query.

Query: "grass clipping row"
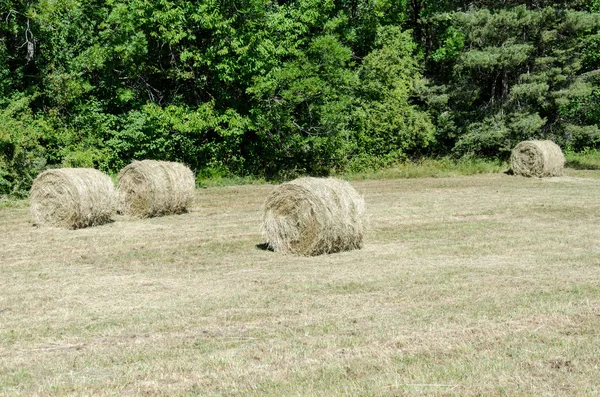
[30,168,116,229]
[117,160,195,217]
[510,140,565,177]
[262,177,366,256]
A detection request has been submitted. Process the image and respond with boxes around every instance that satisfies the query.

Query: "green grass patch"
[343,157,507,181]
[196,174,267,188]
[565,149,600,170]
[195,157,508,187]
[0,196,28,209]
[195,166,268,188]
[0,157,514,198]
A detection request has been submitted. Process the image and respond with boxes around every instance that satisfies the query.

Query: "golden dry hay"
[261,177,366,256]
[117,160,195,217]
[510,140,565,177]
[30,168,116,229]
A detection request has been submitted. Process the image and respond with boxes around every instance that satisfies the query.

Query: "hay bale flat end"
[510,140,565,178]
[261,177,365,256]
[30,168,116,229]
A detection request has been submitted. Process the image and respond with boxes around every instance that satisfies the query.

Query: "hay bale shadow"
[255,243,274,252]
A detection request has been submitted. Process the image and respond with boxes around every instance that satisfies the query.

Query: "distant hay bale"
[261,177,365,256]
[510,140,565,177]
[30,168,116,229]
[117,160,195,217]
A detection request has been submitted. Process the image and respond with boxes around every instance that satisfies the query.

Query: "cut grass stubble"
[1,171,600,395]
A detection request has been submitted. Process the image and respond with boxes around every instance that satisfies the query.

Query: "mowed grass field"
[1,171,600,396]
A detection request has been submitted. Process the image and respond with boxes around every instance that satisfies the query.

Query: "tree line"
[1,0,599,195]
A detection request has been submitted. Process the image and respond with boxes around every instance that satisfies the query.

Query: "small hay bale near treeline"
[117,160,195,218]
[261,177,366,256]
[30,168,116,229]
[510,140,565,178]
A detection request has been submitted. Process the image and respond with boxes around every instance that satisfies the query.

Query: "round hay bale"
[261,177,366,256]
[510,140,565,177]
[30,168,116,229]
[117,160,195,217]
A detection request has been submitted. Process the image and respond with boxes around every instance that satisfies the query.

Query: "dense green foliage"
[425,4,600,157]
[1,0,599,194]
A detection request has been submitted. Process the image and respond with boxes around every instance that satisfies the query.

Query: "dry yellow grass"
[1,171,600,396]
